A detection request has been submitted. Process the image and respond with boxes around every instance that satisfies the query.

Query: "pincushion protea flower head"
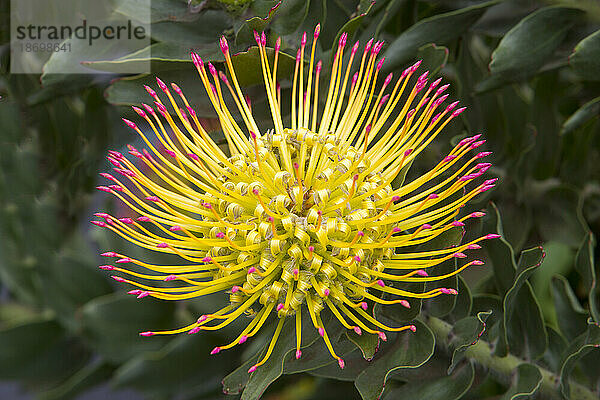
[93,25,498,373]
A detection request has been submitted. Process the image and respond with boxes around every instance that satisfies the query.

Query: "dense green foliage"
[0,0,599,399]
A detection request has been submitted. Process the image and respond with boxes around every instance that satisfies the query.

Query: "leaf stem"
[423,315,597,400]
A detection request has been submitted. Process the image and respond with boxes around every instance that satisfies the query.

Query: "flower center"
[204,127,395,317]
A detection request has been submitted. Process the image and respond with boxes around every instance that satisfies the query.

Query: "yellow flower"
[93,25,498,373]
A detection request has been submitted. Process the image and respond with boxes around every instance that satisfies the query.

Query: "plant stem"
[423,315,598,400]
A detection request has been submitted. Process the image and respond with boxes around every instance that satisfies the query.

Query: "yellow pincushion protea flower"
[93,25,498,373]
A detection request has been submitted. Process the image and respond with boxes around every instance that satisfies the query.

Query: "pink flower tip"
[208,62,217,76]
[472,260,485,266]
[119,217,134,224]
[95,185,111,192]
[361,302,368,310]
[248,366,257,374]
[188,327,201,335]
[157,242,168,248]
[156,77,167,91]
[144,85,157,97]
[248,267,257,274]
[219,36,229,54]
[197,315,207,323]
[416,270,428,277]
[111,275,126,282]
[400,300,411,308]
[164,275,177,281]
[422,224,433,229]
[486,233,501,239]
[409,325,417,332]
[453,252,467,258]
[116,258,131,264]
[215,232,225,238]
[428,193,439,200]
[99,265,114,271]
[91,220,106,227]
[377,279,385,287]
[128,290,142,295]
[357,231,365,237]
[301,31,307,46]
[231,286,240,293]
[201,256,212,262]
[276,303,284,311]
[171,83,182,94]
[239,335,248,344]
[323,288,330,297]
[476,151,492,158]
[139,331,155,337]
[353,326,362,335]
[468,244,482,249]
[296,350,302,359]
[211,347,221,355]
[451,221,465,227]
[377,57,385,71]
[145,196,160,202]
[378,331,387,341]
[136,216,151,222]
[101,251,118,257]
[338,358,345,369]
[137,291,150,298]
[339,32,347,47]
[354,255,361,262]
[318,327,325,337]
[404,148,413,156]
[392,227,401,233]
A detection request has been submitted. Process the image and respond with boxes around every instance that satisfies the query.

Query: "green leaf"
[551,275,589,341]
[382,362,474,400]
[502,246,547,360]
[449,276,473,323]
[561,97,600,136]
[0,316,89,386]
[559,320,600,399]
[532,185,588,247]
[114,0,193,24]
[331,1,375,54]
[416,44,449,77]
[383,1,499,71]
[532,241,574,325]
[570,29,600,81]
[484,203,548,359]
[113,333,232,399]
[354,320,435,400]
[499,363,543,400]
[448,311,492,373]
[542,326,568,373]
[81,294,176,363]
[269,0,310,36]
[38,360,113,400]
[150,10,231,48]
[575,233,599,323]
[476,7,585,92]
[345,330,379,361]
[234,1,282,46]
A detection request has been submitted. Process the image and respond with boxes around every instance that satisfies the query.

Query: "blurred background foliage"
[0,0,599,399]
